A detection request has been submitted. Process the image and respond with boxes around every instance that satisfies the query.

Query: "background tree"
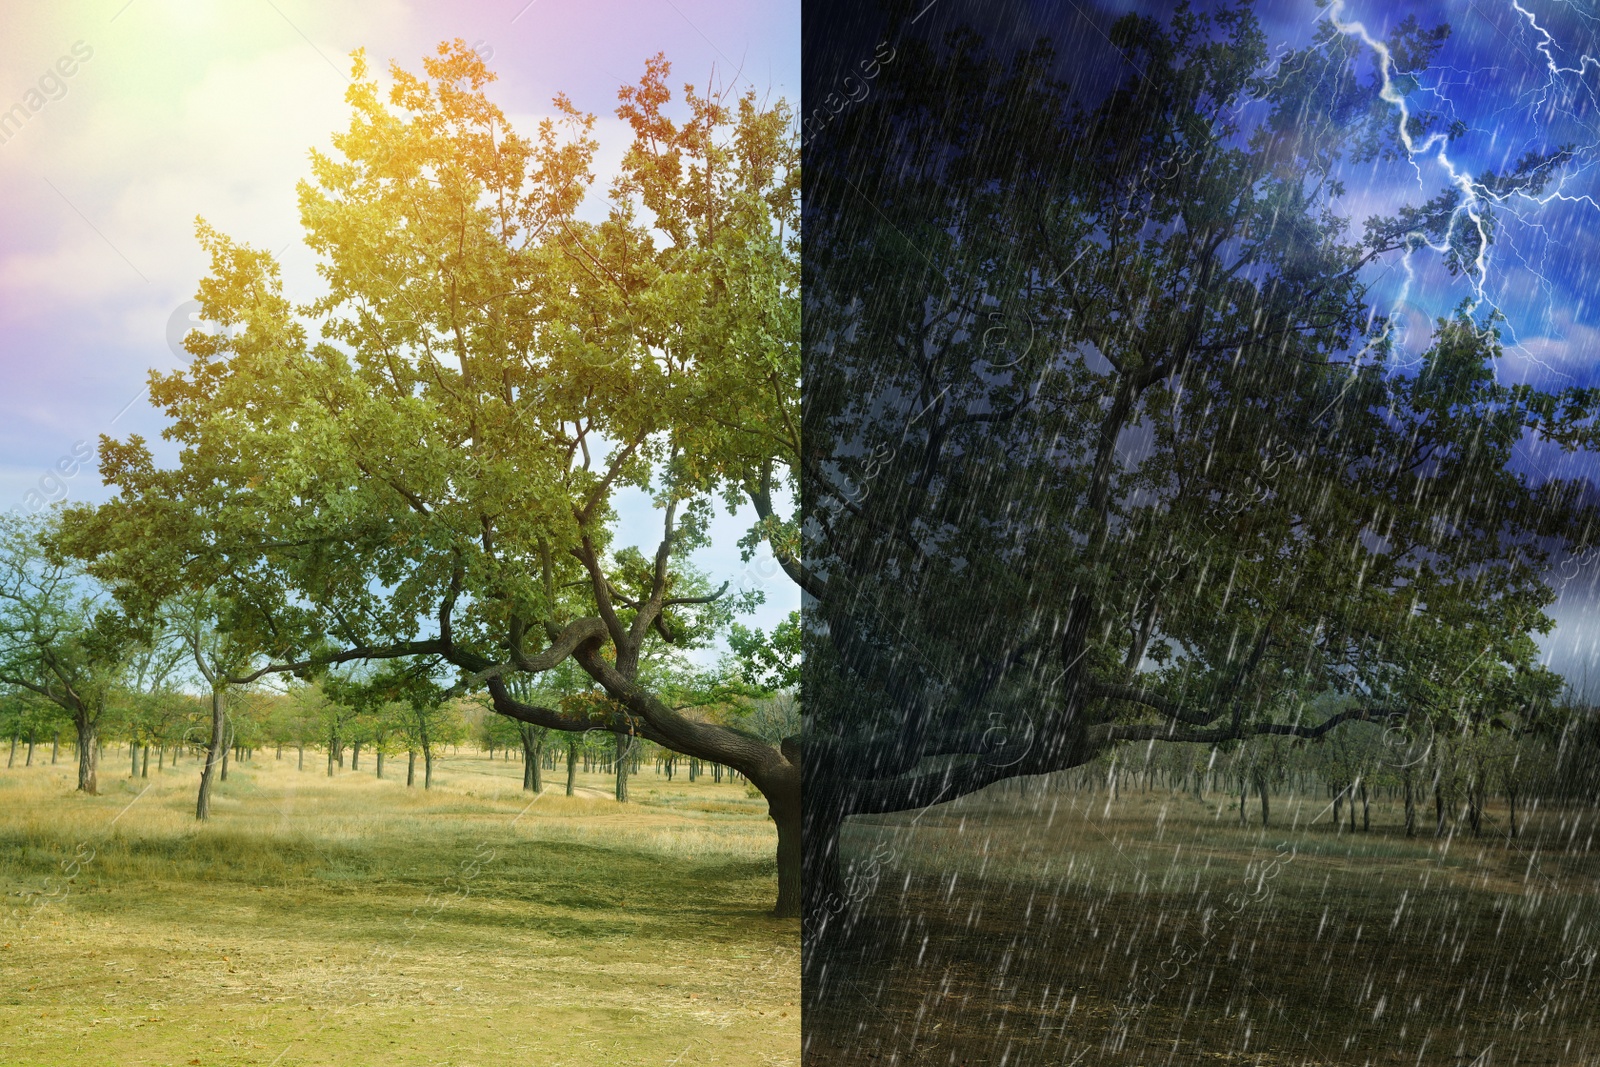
[122,631,189,779]
[0,512,136,794]
[320,671,380,776]
[1,689,59,769]
[272,681,327,771]
[476,706,523,761]
[166,595,257,818]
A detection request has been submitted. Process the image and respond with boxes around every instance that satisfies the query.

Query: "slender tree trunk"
[131,740,140,778]
[407,749,416,787]
[351,741,361,772]
[1256,771,1269,827]
[75,714,99,794]
[615,731,631,802]
[327,741,336,777]
[297,745,304,771]
[376,749,385,779]
[196,689,226,819]
[566,743,577,796]
[25,735,34,767]
[1359,780,1370,831]
[519,726,542,792]
[1507,787,1518,840]
[1434,775,1446,837]
[8,732,16,768]
[51,729,59,764]
[140,744,149,778]
[423,743,433,790]
[1403,771,1416,837]
[220,743,230,782]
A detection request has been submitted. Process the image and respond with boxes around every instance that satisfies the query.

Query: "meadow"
[807,777,1600,1066]
[0,749,798,1066]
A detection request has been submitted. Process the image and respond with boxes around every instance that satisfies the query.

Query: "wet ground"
[804,784,1600,1066]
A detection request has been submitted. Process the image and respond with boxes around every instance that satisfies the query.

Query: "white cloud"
[1501,310,1600,385]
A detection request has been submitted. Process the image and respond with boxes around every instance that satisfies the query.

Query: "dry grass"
[0,750,798,1066]
[807,780,1600,1066]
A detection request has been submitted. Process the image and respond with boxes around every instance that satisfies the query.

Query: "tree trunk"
[615,731,631,802]
[327,742,336,777]
[140,744,149,778]
[351,741,361,771]
[423,744,434,789]
[8,732,16,768]
[1434,775,1446,837]
[802,804,844,931]
[220,743,229,782]
[407,749,416,787]
[196,689,225,819]
[566,743,577,796]
[297,744,304,771]
[75,714,99,794]
[519,726,542,792]
[1359,780,1369,831]
[1507,787,1518,840]
[1403,770,1416,837]
[772,783,801,920]
[51,729,59,764]
[131,740,140,778]
[1256,771,1269,827]
[1333,785,1344,830]
[376,749,385,779]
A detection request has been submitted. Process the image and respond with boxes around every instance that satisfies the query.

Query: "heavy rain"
[802,0,1600,1062]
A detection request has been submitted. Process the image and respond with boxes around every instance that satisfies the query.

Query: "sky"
[0,0,800,659]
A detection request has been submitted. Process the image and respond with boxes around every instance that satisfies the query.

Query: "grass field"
[805,779,1600,1066]
[0,749,798,1066]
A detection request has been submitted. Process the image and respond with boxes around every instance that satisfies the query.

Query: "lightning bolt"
[1321,0,1600,383]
